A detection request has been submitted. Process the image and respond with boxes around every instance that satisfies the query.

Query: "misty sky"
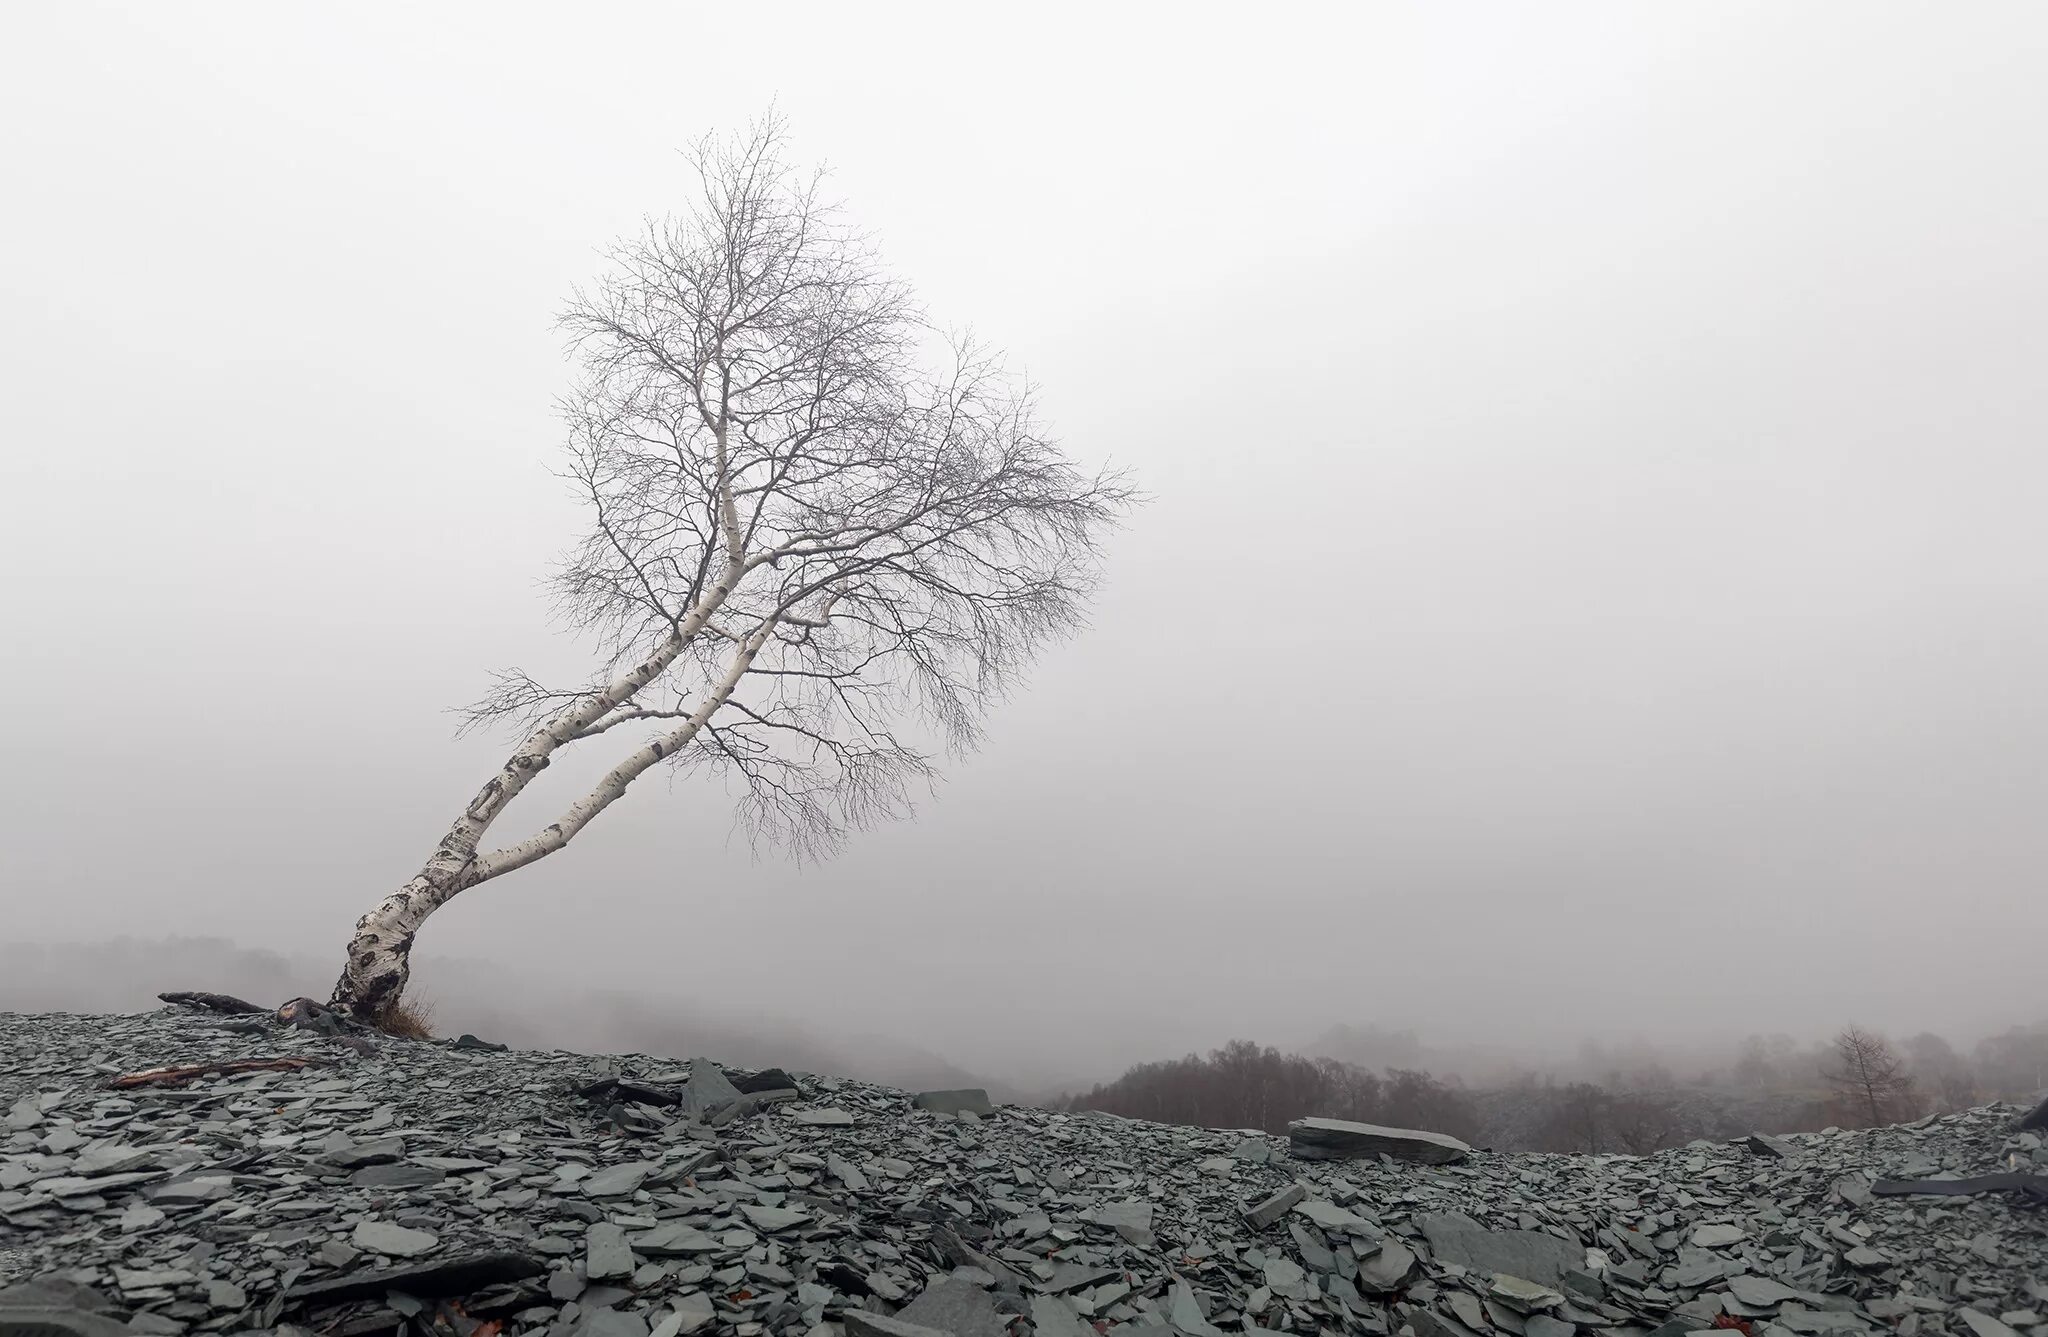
[4,3,2045,1090]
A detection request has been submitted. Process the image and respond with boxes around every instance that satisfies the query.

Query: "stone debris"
[911,1089,996,1117]
[0,1009,2042,1337]
[1287,1116,1475,1165]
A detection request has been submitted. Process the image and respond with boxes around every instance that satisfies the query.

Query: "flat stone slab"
[1417,1211,1581,1287]
[350,1220,438,1258]
[844,1314,953,1337]
[581,1160,657,1197]
[896,1276,1009,1337]
[1288,1117,1473,1165]
[912,1088,995,1117]
[1244,1182,1305,1228]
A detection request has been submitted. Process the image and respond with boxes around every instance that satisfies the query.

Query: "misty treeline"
[1055,1040,1482,1141]
[1059,1022,2048,1155]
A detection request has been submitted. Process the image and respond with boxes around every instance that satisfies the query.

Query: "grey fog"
[3,2,2046,1103]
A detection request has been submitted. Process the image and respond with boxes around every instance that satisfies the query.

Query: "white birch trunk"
[329,599,766,1021]
[330,562,757,1021]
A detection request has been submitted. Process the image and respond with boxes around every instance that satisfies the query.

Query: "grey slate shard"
[1294,1198,1372,1233]
[575,1309,652,1337]
[324,1137,404,1169]
[1727,1275,1802,1308]
[1689,1223,1746,1248]
[0,1280,129,1337]
[843,1313,954,1337]
[1168,1277,1224,1337]
[1032,1294,1096,1337]
[1411,1310,1485,1337]
[350,1163,444,1189]
[1233,1136,1273,1164]
[739,1203,811,1232]
[1960,1312,2023,1337]
[792,1107,855,1126]
[1418,1212,1582,1287]
[586,1222,635,1280]
[1742,1133,1799,1158]
[450,1033,508,1051]
[912,1089,996,1117]
[1355,1240,1417,1293]
[895,1276,1009,1337]
[0,1300,130,1337]
[1244,1182,1306,1228]
[282,1251,547,1309]
[1287,1117,1473,1165]
[682,1057,742,1117]
[351,1220,439,1257]
[735,1067,797,1094]
[580,1160,657,1197]
[1042,1261,1120,1294]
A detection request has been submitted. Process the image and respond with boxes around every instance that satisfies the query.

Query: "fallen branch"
[107,1057,324,1089]
[157,991,268,1015]
[1870,1172,2048,1204]
[282,1251,546,1309]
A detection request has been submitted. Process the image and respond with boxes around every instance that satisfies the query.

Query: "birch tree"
[329,118,1133,1023]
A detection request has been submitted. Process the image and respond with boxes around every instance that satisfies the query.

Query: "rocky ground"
[1,1009,2042,1337]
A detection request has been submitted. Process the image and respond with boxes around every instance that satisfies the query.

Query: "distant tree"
[1733,1035,1775,1089]
[1902,1032,1977,1112]
[1534,1083,1612,1153]
[1973,1023,2048,1100]
[1061,1042,1475,1139]
[327,118,1132,1023]
[1607,1089,1688,1153]
[1824,1026,1919,1126]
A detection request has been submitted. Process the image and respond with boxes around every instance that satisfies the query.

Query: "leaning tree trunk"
[331,825,487,1021]
[329,579,764,1024]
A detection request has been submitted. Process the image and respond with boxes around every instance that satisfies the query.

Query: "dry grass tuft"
[376,995,437,1040]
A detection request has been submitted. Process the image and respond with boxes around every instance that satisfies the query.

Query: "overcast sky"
[4,3,2045,1089]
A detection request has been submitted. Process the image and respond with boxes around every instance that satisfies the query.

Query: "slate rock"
[1287,1116,1473,1165]
[844,1314,954,1337]
[1418,1211,1581,1287]
[350,1163,444,1189]
[895,1276,1008,1337]
[351,1220,439,1257]
[792,1107,855,1126]
[574,1309,651,1337]
[324,1137,404,1169]
[1295,1198,1373,1234]
[587,1222,635,1280]
[1728,1275,1802,1308]
[581,1161,656,1197]
[1244,1182,1305,1228]
[913,1088,996,1117]
[1032,1294,1096,1337]
[735,1067,798,1094]
[1962,1313,2024,1337]
[740,1203,811,1232]
[682,1057,742,1117]
[1356,1240,1417,1292]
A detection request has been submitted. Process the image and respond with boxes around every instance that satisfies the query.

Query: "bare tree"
[329,117,1133,1023]
[1902,1031,1978,1112]
[1824,1025,1919,1126]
